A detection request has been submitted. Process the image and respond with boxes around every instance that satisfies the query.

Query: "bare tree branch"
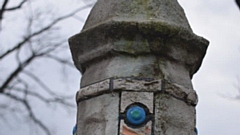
[5,0,28,11]
[9,86,74,107]
[0,39,66,94]
[2,75,74,134]
[0,1,94,134]
[233,76,240,100]
[0,2,94,60]
[36,40,66,56]
[22,70,57,96]
[73,15,85,22]
[236,0,240,9]
[0,0,28,30]
[44,54,75,67]
[0,0,9,21]
[6,75,74,108]
[0,54,37,93]
[22,71,74,100]
[3,93,52,135]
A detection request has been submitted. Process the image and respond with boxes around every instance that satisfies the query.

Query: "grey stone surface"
[76,78,161,101]
[80,55,160,87]
[154,93,196,135]
[83,0,192,31]
[69,0,208,134]
[76,79,110,101]
[164,80,198,105]
[114,78,161,92]
[76,78,197,105]
[120,120,152,135]
[121,92,154,113]
[68,0,209,87]
[76,94,119,135]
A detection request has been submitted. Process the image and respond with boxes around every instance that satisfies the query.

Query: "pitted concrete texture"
[121,92,154,113]
[154,93,196,135]
[70,0,208,134]
[76,79,110,101]
[76,78,197,106]
[114,79,161,92]
[82,0,192,31]
[69,0,209,87]
[164,81,198,106]
[76,94,119,135]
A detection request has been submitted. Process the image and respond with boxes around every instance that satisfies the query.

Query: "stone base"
[154,94,196,135]
[76,78,197,135]
[77,93,119,135]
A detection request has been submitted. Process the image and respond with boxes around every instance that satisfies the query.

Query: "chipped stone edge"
[76,78,198,105]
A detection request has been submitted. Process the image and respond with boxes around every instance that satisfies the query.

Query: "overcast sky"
[178,0,240,135]
[1,0,240,135]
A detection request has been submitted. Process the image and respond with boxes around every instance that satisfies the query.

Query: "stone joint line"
[76,78,198,106]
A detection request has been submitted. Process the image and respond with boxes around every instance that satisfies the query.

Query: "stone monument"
[69,0,209,134]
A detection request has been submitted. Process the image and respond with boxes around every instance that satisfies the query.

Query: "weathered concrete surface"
[114,79,161,92]
[76,79,110,101]
[164,81,198,106]
[154,94,196,135]
[76,78,197,106]
[69,0,208,135]
[69,0,209,88]
[83,0,192,31]
[77,94,119,135]
[121,92,153,113]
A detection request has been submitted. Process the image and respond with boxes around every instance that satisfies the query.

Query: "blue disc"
[126,106,146,125]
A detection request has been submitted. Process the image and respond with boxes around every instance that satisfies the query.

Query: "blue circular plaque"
[126,106,146,125]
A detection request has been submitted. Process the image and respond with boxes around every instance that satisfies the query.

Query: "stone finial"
[69,1,209,135]
[69,0,209,88]
[82,0,192,31]
[69,0,208,86]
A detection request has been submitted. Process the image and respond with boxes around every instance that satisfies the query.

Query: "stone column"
[69,0,209,135]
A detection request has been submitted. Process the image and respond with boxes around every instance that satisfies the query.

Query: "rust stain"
[122,126,139,135]
[121,125,151,135]
[144,126,151,134]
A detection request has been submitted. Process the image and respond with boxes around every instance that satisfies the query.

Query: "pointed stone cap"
[69,0,209,87]
[82,0,192,31]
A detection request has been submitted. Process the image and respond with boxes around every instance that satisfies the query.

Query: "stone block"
[121,92,154,113]
[69,0,209,87]
[164,80,198,105]
[76,79,110,100]
[76,93,119,135]
[154,93,196,135]
[114,79,161,92]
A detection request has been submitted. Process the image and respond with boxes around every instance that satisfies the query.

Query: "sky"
[1,0,240,135]
[178,0,240,134]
